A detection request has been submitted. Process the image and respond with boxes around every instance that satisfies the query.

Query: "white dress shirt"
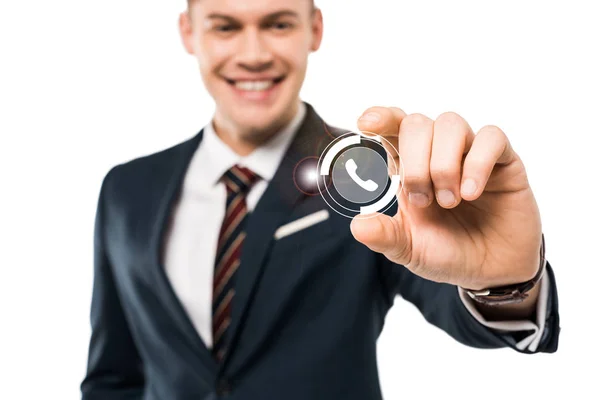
[163,102,306,349]
[163,101,549,352]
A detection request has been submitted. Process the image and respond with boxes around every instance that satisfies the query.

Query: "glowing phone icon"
[345,158,379,192]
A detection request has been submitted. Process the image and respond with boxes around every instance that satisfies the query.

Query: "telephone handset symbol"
[345,158,379,192]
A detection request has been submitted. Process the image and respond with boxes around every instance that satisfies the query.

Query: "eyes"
[212,21,295,35]
[267,21,294,31]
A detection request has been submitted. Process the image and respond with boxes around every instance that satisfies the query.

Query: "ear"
[179,11,195,55]
[310,8,324,52]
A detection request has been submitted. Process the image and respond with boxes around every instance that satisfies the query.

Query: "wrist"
[461,233,546,305]
[473,279,541,320]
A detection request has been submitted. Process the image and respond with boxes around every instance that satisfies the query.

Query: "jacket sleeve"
[377,255,560,353]
[80,168,146,399]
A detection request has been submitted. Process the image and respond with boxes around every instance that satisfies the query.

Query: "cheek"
[197,38,233,74]
[272,37,310,73]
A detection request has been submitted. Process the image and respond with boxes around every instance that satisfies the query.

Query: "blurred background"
[1,0,598,398]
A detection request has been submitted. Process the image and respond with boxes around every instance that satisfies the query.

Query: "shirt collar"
[200,101,306,187]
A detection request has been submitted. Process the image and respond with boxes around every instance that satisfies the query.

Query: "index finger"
[357,106,406,139]
[357,106,406,174]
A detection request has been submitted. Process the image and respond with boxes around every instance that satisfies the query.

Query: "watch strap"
[463,234,546,305]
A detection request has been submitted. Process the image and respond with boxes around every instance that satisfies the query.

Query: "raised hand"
[350,106,542,291]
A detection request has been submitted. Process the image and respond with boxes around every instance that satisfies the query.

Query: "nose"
[235,28,274,71]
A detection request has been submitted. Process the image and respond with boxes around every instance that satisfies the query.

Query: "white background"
[1,0,598,398]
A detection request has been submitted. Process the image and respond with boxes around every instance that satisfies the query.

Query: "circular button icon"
[317,131,403,219]
[332,147,388,204]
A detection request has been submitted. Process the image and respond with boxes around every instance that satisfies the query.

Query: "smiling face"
[180,0,323,154]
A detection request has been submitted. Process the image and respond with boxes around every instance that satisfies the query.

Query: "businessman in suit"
[80,0,560,399]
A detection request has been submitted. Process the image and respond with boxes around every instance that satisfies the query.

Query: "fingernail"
[409,192,429,207]
[359,112,380,123]
[461,179,477,196]
[436,189,456,207]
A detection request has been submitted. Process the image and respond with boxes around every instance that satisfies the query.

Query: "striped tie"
[212,165,260,362]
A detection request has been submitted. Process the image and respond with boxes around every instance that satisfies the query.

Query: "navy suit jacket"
[81,103,560,400]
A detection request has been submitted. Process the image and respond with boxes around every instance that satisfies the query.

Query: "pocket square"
[274,209,330,240]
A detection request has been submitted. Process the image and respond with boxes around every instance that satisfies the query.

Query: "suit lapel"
[223,103,334,367]
[149,129,219,373]
[147,103,337,372]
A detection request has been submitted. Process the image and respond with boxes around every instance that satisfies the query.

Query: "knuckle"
[363,105,388,115]
[402,172,431,189]
[430,164,460,182]
[387,222,410,261]
[389,106,407,118]
[465,158,488,172]
[403,113,432,127]
[436,111,465,127]
[479,124,505,139]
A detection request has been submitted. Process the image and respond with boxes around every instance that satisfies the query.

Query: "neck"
[212,101,300,156]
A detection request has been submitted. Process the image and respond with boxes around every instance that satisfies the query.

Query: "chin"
[231,103,293,134]
[238,118,284,142]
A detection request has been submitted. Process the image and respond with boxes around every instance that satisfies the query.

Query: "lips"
[223,75,286,102]
[225,76,286,92]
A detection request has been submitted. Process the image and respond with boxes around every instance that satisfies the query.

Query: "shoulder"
[99,130,203,204]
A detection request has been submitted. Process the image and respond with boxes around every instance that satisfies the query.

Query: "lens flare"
[293,157,331,196]
[305,169,318,183]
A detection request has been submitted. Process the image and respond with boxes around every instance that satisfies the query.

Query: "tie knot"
[222,165,260,194]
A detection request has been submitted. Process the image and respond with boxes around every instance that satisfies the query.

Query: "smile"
[225,76,285,92]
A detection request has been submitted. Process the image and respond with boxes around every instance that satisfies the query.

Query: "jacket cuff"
[457,269,550,352]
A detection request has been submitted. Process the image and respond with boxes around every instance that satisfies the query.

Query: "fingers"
[357,106,407,180]
[460,125,514,201]
[398,113,435,207]
[356,107,514,208]
[357,106,406,164]
[357,106,406,139]
[430,112,475,208]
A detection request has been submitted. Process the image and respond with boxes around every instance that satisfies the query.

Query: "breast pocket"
[271,207,352,260]
[274,209,330,241]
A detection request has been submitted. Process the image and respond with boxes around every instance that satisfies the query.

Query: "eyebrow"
[206,10,300,23]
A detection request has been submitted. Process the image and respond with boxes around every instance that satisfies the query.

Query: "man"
[80,0,560,399]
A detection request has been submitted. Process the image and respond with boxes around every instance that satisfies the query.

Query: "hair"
[186,0,316,12]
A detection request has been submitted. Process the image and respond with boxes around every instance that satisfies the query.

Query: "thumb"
[350,212,411,264]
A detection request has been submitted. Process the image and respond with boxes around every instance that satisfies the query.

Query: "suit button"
[216,379,231,396]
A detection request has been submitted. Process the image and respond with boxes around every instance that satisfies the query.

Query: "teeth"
[234,80,274,91]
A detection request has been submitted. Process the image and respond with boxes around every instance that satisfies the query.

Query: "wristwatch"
[462,234,546,305]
